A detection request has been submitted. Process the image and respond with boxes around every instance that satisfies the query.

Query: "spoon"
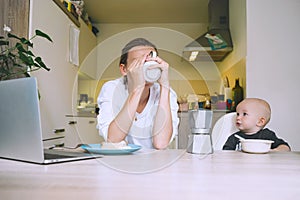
[234,134,246,141]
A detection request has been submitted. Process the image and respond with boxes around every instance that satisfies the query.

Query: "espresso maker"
[187,109,213,154]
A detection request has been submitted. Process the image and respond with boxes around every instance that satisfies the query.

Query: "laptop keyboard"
[44,153,77,159]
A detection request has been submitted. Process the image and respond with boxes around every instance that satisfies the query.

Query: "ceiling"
[83,0,209,24]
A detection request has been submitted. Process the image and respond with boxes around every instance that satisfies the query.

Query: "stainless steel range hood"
[183,0,233,62]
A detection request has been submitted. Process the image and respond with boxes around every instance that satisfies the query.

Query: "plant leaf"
[15,43,34,56]
[1,29,52,80]
[26,50,34,57]
[24,72,31,77]
[18,51,34,65]
[20,38,33,47]
[16,43,27,53]
[35,30,53,42]
[14,63,25,68]
[35,57,50,71]
[7,33,21,40]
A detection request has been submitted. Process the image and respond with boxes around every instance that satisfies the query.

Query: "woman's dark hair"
[119,38,157,66]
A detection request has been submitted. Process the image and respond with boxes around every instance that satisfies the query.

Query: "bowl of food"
[240,139,274,154]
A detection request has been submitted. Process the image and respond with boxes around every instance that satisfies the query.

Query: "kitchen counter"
[66,113,97,118]
[0,150,299,199]
[177,109,230,113]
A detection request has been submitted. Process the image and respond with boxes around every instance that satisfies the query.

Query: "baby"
[223,98,290,151]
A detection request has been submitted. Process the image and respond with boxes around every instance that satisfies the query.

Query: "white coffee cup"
[143,51,161,82]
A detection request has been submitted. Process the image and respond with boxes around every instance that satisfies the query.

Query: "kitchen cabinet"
[64,116,104,147]
[31,0,99,143]
[30,0,79,142]
[52,0,97,79]
[177,110,227,149]
[177,112,190,149]
[52,0,80,27]
[78,18,97,79]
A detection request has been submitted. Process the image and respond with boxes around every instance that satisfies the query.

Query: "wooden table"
[1,150,300,200]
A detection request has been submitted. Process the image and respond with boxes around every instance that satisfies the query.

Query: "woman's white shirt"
[97,77,179,149]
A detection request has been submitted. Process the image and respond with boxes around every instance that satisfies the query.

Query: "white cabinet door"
[78,18,97,79]
[177,112,190,149]
[65,116,104,148]
[30,0,79,140]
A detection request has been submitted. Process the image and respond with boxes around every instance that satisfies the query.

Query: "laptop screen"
[0,78,47,163]
[0,78,100,164]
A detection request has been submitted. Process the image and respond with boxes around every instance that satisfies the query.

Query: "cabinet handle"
[43,136,65,141]
[68,121,77,125]
[89,120,95,124]
[53,129,65,133]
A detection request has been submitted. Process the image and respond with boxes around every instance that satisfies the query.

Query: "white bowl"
[241,139,274,154]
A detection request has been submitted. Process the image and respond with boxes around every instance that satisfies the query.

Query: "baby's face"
[235,101,262,134]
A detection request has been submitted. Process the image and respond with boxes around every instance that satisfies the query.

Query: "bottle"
[204,99,211,110]
[231,78,243,111]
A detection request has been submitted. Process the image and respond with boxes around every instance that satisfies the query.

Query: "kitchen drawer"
[64,116,104,148]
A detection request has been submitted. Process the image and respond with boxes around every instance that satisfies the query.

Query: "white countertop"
[0,150,300,200]
[65,113,97,118]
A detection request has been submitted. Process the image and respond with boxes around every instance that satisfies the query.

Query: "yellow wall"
[221,58,246,99]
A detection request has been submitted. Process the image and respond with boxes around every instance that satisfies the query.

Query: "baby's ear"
[257,117,267,127]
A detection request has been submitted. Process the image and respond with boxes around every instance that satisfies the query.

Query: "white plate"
[81,144,142,155]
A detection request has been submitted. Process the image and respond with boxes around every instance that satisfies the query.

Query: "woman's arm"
[107,54,147,143]
[152,83,173,149]
[107,85,144,142]
[151,56,174,149]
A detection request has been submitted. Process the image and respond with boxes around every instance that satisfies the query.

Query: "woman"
[97,38,179,149]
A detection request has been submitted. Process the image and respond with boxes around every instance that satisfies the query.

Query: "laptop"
[0,77,101,164]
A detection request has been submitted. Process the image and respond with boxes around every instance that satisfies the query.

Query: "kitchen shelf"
[53,0,80,27]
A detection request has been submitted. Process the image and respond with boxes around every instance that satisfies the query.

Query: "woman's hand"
[146,56,170,88]
[126,54,147,92]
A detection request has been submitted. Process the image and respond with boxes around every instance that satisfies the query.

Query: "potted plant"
[0,24,52,81]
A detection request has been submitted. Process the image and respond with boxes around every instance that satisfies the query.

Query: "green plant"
[0,25,52,81]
